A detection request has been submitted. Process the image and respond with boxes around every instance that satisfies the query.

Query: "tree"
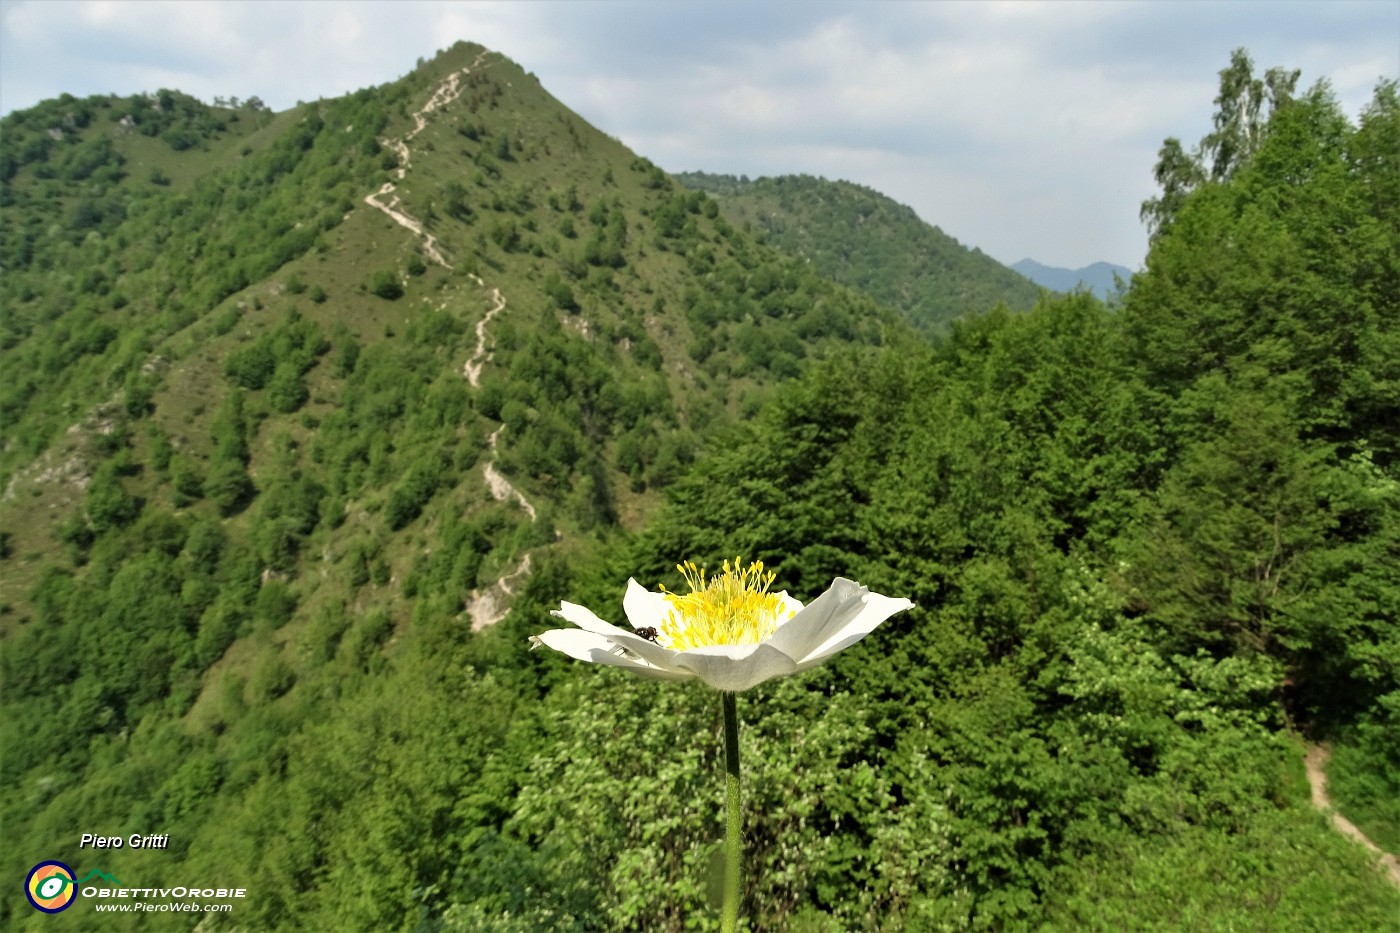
[441,180,471,221]
[1141,48,1299,239]
[226,341,277,389]
[543,273,578,312]
[1139,137,1205,240]
[170,457,205,506]
[205,457,255,515]
[86,460,141,532]
[1125,377,1334,656]
[267,363,309,413]
[1129,79,1397,457]
[1202,49,1300,182]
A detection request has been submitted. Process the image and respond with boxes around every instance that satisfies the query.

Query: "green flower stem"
[722,691,742,933]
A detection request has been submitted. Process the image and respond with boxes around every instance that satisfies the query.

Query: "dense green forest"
[2,43,1398,930]
[674,172,1043,333]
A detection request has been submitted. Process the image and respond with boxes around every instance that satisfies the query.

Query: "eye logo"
[26,861,77,913]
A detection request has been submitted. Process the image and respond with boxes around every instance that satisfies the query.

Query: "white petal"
[763,578,869,661]
[671,643,800,692]
[623,578,673,630]
[533,629,694,681]
[552,600,681,670]
[797,592,915,665]
[553,600,629,638]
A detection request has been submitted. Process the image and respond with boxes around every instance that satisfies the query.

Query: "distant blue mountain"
[1012,259,1132,300]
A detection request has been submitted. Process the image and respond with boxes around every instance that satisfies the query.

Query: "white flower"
[530,558,914,692]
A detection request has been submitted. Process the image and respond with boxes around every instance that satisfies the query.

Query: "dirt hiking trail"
[1305,745,1400,887]
[461,306,545,631]
[463,285,505,387]
[465,426,539,630]
[362,48,494,268]
[355,49,542,631]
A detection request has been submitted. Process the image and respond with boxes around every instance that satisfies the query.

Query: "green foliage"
[385,452,451,530]
[266,363,309,413]
[1329,695,1400,853]
[249,650,297,702]
[1042,802,1400,930]
[1124,78,1400,728]
[85,458,141,533]
[441,179,472,220]
[226,341,277,389]
[542,271,578,311]
[169,456,205,505]
[453,675,957,930]
[0,85,384,477]
[625,112,1400,910]
[224,311,328,409]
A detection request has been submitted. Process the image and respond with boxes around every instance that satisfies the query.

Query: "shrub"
[369,270,403,300]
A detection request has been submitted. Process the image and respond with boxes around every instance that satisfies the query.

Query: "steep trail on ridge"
[1305,745,1400,888]
[355,48,543,631]
[361,47,493,269]
[479,426,537,522]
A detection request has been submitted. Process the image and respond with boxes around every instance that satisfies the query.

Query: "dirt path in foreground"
[1305,745,1400,887]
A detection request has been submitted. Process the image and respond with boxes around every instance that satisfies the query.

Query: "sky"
[1,1,1396,270]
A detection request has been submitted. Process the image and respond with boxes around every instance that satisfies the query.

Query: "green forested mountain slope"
[0,40,905,930]
[677,171,1044,332]
[0,40,900,611]
[1,44,1397,932]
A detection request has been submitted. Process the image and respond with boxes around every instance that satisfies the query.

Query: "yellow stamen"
[659,557,789,650]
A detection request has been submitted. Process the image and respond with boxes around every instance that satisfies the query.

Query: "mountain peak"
[1011,258,1132,299]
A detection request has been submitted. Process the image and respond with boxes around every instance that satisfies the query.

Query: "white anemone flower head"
[530,558,915,692]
